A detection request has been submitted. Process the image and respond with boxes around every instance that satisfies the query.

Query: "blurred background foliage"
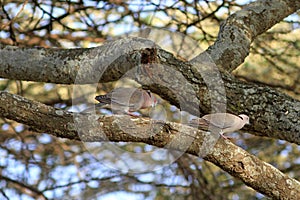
[0,0,299,199]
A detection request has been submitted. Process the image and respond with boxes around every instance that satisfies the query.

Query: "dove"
[94,87,157,115]
[190,113,250,139]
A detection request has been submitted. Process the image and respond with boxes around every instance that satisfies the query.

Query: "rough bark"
[0,91,299,200]
[0,38,157,84]
[1,43,300,144]
[191,0,300,72]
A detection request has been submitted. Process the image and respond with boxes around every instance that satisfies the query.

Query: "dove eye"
[146,90,151,97]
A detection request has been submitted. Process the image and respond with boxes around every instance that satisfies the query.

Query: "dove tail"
[95,95,111,104]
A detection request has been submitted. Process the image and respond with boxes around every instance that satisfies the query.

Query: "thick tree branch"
[143,49,300,145]
[0,38,157,84]
[192,0,300,72]
[0,91,299,199]
[1,40,300,144]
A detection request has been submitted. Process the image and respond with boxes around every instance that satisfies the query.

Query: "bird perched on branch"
[190,113,250,139]
[94,87,157,115]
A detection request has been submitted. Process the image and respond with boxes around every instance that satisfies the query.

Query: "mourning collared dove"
[190,113,250,138]
[94,87,157,115]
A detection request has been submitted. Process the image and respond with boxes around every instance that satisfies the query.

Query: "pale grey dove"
[94,87,157,115]
[190,113,250,138]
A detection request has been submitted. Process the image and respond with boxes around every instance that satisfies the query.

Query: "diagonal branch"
[191,0,300,72]
[0,91,299,199]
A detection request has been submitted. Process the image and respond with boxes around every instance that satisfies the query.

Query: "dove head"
[148,90,157,107]
[143,90,157,108]
[239,114,250,125]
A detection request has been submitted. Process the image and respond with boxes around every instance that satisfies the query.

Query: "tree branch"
[1,39,300,144]
[191,0,300,72]
[0,91,299,199]
[0,37,157,84]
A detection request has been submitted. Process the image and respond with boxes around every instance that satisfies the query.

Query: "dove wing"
[202,113,239,129]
